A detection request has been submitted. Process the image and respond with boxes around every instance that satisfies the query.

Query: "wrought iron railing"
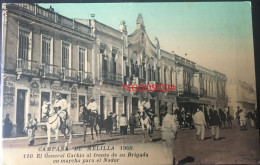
[77,71,93,84]
[16,59,38,75]
[39,63,59,79]
[60,67,77,81]
[100,71,122,83]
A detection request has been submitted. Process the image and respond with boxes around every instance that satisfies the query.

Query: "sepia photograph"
[1,1,259,165]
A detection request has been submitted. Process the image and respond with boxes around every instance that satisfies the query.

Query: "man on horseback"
[53,92,68,134]
[87,98,98,117]
[141,97,154,126]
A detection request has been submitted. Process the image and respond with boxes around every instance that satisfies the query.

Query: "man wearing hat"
[53,92,68,133]
[87,98,98,116]
[141,97,154,125]
[162,108,178,164]
[24,113,37,146]
[129,113,136,134]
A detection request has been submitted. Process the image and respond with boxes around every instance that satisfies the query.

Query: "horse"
[79,105,101,143]
[138,108,153,143]
[41,101,73,150]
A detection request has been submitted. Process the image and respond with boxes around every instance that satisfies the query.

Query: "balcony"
[39,63,59,79]
[16,59,38,76]
[60,67,77,82]
[77,71,93,84]
[9,3,92,35]
[100,71,122,85]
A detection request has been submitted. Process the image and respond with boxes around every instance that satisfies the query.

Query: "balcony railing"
[16,59,38,76]
[77,71,93,84]
[100,71,122,84]
[10,3,92,34]
[60,67,77,82]
[39,63,59,79]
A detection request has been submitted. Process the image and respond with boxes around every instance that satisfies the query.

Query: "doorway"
[16,89,27,136]
[100,96,105,125]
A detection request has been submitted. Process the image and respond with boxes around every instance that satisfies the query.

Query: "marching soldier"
[53,92,68,134]
[24,113,37,146]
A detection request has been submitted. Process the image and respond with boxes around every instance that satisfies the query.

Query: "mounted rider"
[87,98,98,118]
[139,97,154,125]
[53,92,68,134]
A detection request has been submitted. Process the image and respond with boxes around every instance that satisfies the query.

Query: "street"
[2,121,259,164]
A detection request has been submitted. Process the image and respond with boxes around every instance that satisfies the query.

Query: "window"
[42,37,51,64]
[111,53,117,74]
[18,30,29,60]
[62,43,70,68]
[164,67,167,86]
[157,67,160,82]
[142,62,146,79]
[18,30,31,69]
[79,48,86,72]
[101,49,107,71]
[62,42,70,76]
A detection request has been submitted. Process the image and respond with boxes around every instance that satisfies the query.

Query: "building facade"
[2,4,228,137]
[2,3,95,136]
[227,78,257,116]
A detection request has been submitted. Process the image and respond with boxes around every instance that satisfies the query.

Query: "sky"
[39,2,256,86]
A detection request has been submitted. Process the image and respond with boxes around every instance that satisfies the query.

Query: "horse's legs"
[94,125,100,141]
[141,122,146,143]
[55,129,59,144]
[47,128,51,147]
[91,126,94,143]
[83,128,87,144]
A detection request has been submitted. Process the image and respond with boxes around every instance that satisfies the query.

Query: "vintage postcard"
[1,2,259,165]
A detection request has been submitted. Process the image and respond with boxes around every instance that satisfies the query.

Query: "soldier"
[194,107,206,141]
[210,106,221,140]
[53,92,68,134]
[129,113,136,134]
[162,108,178,165]
[142,97,154,124]
[87,98,98,118]
[24,113,37,146]
[239,109,247,131]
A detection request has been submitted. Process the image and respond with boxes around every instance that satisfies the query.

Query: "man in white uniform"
[194,107,206,140]
[87,98,98,116]
[162,108,178,164]
[53,92,68,133]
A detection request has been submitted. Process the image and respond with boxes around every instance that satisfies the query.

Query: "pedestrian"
[236,106,242,125]
[239,109,247,131]
[210,106,221,140]
[161,108,178,165]
[3,113,13,138]
[104,112,113,135]
[194,107,206,141]
[24,113,37,146]
[112,113,118,131]
[204,107,210,129]
[119,114,128,135]
[129,113,136,135]
[154,115,160,130]
[226,107,233,128]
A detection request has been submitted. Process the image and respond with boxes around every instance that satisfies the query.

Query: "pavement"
[1,121,260,164]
